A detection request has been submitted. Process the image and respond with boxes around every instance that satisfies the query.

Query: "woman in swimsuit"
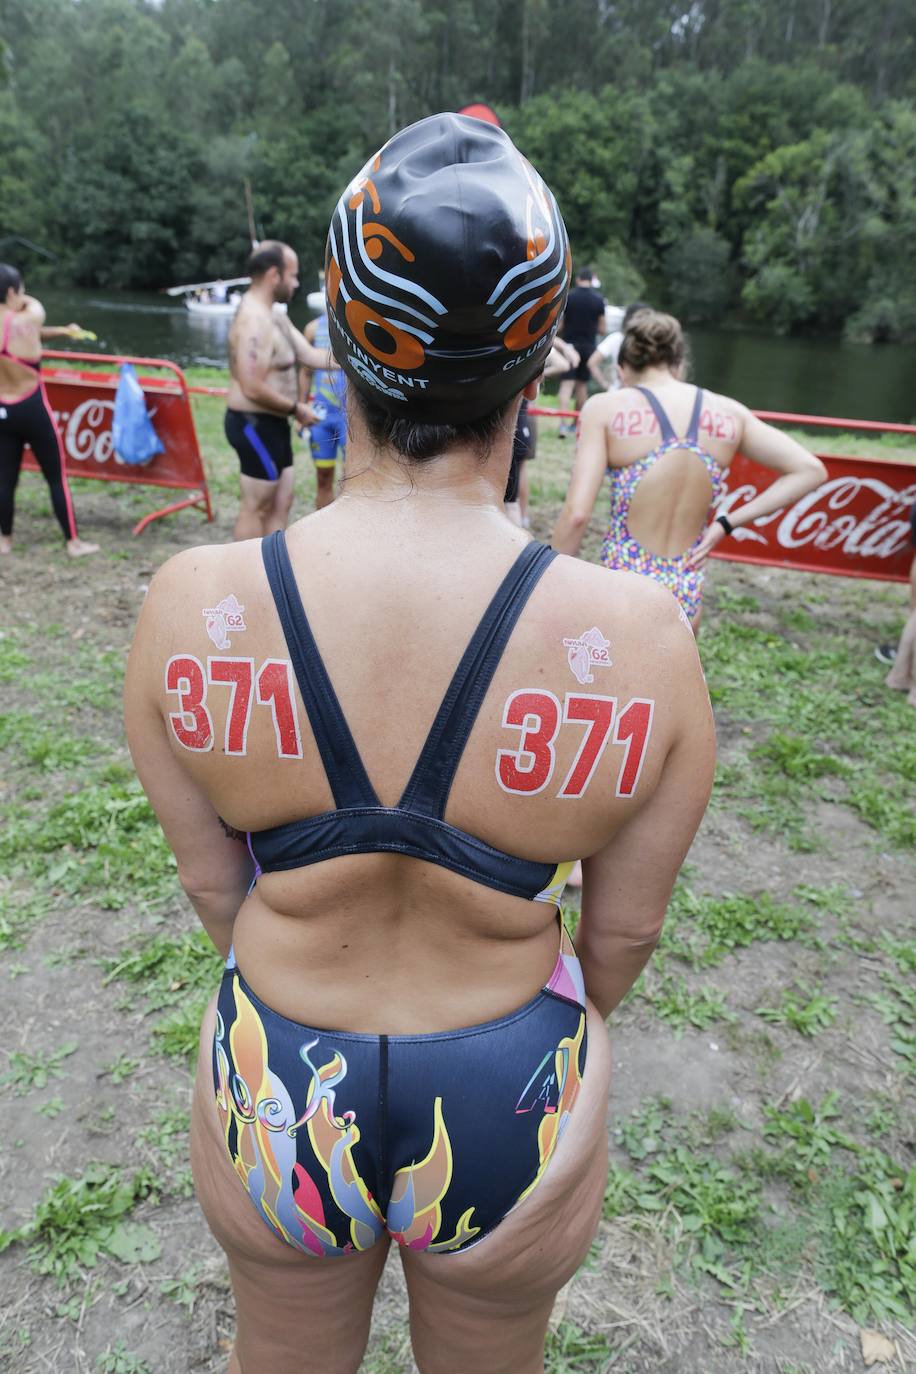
[551,309,826,632]
[0,264,98,556]
[125,116,715,1373]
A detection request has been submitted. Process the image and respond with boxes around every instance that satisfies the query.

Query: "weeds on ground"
[96,1341,152,1374]
[0,886,52,952]
[703,616,916,850]
[545,1322,615,1370]
[0,769,178,910]
[0,1163,160,1285]
[2,1041,77,1093]
[660,885,815,967]
[637,971,731,1036]
[756,984,839,1037]
[105,930,222,1063]
[0,711,97,772]
[608,1096,915,1323]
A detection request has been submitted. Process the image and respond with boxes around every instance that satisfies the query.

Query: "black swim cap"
[325,112,570,424]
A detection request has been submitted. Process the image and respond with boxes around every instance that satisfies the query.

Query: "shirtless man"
[225,241,332,540]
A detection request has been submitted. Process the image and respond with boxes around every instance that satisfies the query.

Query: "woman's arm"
[686,410,827,568]
[550,394,611,555]
[124,570,253,958]
[576,605,716,1017]
[40,323,85,340]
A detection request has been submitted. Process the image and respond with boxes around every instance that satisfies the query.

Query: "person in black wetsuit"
[125,115,714,1373]
[556,266,606,436]
[0,264,98,557]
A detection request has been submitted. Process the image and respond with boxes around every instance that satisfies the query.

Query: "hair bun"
[619,309,685,373]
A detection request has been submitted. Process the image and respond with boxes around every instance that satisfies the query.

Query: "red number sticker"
[496,690,560,794]
[256,659,303,758]
[614,698,654,797]
[165,655,213,752]
[208,657,253,755]
[559,694,616,797]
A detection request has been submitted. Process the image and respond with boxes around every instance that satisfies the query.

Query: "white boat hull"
[184,299,288,317]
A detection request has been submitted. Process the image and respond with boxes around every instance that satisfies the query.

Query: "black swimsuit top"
[247,531,570,903]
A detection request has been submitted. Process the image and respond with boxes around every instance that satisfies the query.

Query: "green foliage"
[0,1163,159,1285]
[608,1096,915,1322]
[756,984,839,1037]
[664,228,731,322]
[96,1344,151,1374]
[0,776,178,909]
[661,885,813,967]
[639,972,731,1036]
[2,1041,77,1094]
[544,1322,615,1370]
[3,0,914,335]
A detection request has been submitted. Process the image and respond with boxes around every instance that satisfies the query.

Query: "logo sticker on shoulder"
[563,626,611,684]
[203,595,246,651]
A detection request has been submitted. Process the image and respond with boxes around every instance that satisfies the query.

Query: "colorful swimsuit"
[601,386,726,621]
[214,533,586,1257]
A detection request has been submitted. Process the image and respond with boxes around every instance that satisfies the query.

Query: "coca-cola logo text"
[720,474,916,563]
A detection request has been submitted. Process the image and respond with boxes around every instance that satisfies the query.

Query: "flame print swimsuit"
[214,534,586,1258]
[601,386,726,621]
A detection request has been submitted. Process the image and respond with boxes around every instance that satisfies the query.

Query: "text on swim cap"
[333,316,430,390]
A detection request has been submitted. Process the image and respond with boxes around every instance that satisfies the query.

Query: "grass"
[0,1164,159,1286]
[2,1041,77,1093]
[702,617,915,851]
[606,1097,915,1322]
[756,984,839,1037]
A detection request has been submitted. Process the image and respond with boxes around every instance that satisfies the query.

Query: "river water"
[34,286,916,425]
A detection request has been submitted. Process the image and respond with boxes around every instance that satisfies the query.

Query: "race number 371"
[496,690,654,798]
[165,655,302,757]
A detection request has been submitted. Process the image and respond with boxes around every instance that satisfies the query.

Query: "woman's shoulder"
[141,538,265,635]
[548,552,689,640]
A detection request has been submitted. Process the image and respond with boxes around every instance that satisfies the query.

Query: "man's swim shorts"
[225,409,294,481]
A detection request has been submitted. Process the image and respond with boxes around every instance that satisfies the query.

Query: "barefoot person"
[225,242,333,540]
[125,115,714,1374]
[551,309,827,633]
[0,264,98,557]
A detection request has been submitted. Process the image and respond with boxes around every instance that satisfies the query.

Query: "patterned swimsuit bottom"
[213,924,587,1258]
[601,386,726,622]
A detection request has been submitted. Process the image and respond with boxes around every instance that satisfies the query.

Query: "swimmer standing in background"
[552,309,827,634]
[0,263,98,557]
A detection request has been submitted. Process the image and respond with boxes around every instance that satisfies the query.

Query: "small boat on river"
[165,276,287,319]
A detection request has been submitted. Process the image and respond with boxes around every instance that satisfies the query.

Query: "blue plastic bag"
[112,363,164,466]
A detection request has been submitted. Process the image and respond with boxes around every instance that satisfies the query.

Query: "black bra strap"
[399,541,557,817]
[686,387,704,445]
[261,531,379,808]
[634,385,676,444]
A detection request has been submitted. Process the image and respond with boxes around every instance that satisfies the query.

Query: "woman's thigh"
[191,997,390,1374]
[401,1001,612,1374]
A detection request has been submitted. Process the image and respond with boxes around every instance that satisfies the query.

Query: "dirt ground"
[0,407,913,1374]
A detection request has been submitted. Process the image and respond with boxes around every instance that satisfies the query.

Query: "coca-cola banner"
[22,354,213,533]
[28,361,206,491]
[714,452,916,584]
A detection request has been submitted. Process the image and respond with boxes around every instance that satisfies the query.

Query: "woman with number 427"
[552,309,826,633]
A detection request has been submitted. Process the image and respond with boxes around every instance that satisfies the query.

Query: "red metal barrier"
[24,352,213,536]
[531,405,916,584]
